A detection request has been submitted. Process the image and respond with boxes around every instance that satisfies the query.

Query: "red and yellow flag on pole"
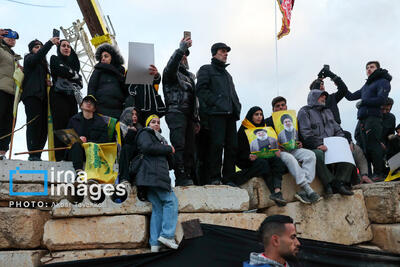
[277,0,295,39]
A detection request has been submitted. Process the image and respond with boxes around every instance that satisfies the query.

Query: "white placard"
[323,136,355,165]
[125,42,154,85]
[388,152,400,171]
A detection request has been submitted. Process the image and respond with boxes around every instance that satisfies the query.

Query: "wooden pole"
[14,147,70,156]
[8,117,16,159]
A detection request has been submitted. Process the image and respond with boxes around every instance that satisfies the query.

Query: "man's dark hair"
[385,97,394,106]
[271,96,287,108]
[366,61,380,69]
[258,215,293,245]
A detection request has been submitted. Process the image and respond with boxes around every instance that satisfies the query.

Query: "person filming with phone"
[21,32,60,161]
[0,28,22,160]
[309,65,349,125]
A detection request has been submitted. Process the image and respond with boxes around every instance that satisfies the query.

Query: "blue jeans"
[147,187,179,246]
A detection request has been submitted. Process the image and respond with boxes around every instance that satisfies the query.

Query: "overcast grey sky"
[2,0,400,160]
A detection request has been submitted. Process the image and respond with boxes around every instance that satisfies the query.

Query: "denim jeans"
[147,187,179,246]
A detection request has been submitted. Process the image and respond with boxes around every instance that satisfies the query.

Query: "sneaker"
[337,185,354,196]
[307,192,322,203]
[371,174,385,183]
[0,154,6,160]
[224,181,238,187]
[176,179,194,186]
[158,236,178,249]
[294,191,311,204]
[269,192,287,206]
[210,179,222,185]
[28,155,42,161]
[325,185,333,198]
[151,245,160,252]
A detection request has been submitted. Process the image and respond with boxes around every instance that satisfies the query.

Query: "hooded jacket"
[345,68,392,120]
[244,252,290,267]
[21,40,54,101]
[0,40,21,95]
[298,90,344,149]
[196,57,241,120]
[119,107,143,145]
[237,106,267,169]
[135,127,173,191]
[88,44,126,119]
[162,49,198,118]
[50,40,82,93]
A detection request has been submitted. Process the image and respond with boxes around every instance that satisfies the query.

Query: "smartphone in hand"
[184,31,191,39]
[53,28,60,38]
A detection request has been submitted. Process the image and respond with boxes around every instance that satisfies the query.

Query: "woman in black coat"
[50,39,82,161]
[118,107,143,183]
[88,44,126,119]
[235,106,287,206]
[135,115,179,252]
[22,38,59,161]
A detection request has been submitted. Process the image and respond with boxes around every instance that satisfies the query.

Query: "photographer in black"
[309,65,349,125]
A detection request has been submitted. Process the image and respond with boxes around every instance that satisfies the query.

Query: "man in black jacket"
[66,95,109,172]
[196,43,241,185]
[162,37,198,186]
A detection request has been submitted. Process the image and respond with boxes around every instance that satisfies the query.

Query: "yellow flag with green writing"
[83,142,118,184]
[46,74,56,161]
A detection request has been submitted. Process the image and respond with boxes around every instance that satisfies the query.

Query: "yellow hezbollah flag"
[83,142,118,184]
[385,170,400,182]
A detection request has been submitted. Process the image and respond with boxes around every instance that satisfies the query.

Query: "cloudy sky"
[2,0,400,160]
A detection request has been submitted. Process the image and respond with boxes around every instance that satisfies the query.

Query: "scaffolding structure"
[60,20,96,86]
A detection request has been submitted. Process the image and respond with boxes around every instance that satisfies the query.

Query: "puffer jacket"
[196,57,241,120]
[162,49,197,117]
[88,63,126,119]
[67,112,109,143]
[0,40,21,95]
[346,68,392,120]
[21,40,54,100]
[135,127,173,191]
[298,90,344,149]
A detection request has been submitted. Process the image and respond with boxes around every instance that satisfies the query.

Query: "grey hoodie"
[297,90,344,149]
[248,252,289,267]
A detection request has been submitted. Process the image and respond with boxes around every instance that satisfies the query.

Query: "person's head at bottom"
[255,215,300,266]
[146,115,160,132]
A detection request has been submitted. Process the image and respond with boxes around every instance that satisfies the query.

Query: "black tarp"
[46,224,400,267]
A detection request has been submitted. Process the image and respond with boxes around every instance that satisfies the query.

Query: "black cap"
[211,42,231,56]
[82,95,97,106]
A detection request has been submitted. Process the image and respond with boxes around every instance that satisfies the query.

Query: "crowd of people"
[0,28,397,252]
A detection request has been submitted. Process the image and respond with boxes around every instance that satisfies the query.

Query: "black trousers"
[358,117,385,175]
[50,90,78,161]
[165,112,195,182]
[195,127,211,185]
[230,157,284,192]
[66,142,85,170]
[23,96,48,158]
[118,143,137,183]
[208,115,238,181]
[0,90,14,151]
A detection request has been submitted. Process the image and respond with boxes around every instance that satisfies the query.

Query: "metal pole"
[274,0,279,96]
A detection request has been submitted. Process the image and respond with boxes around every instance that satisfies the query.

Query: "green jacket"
[0,41,21,95]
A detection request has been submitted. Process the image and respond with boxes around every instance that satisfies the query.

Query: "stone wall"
[1,160,398,266]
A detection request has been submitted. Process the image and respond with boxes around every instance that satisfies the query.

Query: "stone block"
[371,224,400,254]
[175,185,249,212]
[0,250,46,267]
[0,208,50,249]
[43,215,148,251]
[0,183,66,203]
[51,185,249,218]
[41,248,149,265]
[178,213,267,231]
[240,175,324,209]
[353,181,400,223]
[0,159,75,184]
[265,190,372,245]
